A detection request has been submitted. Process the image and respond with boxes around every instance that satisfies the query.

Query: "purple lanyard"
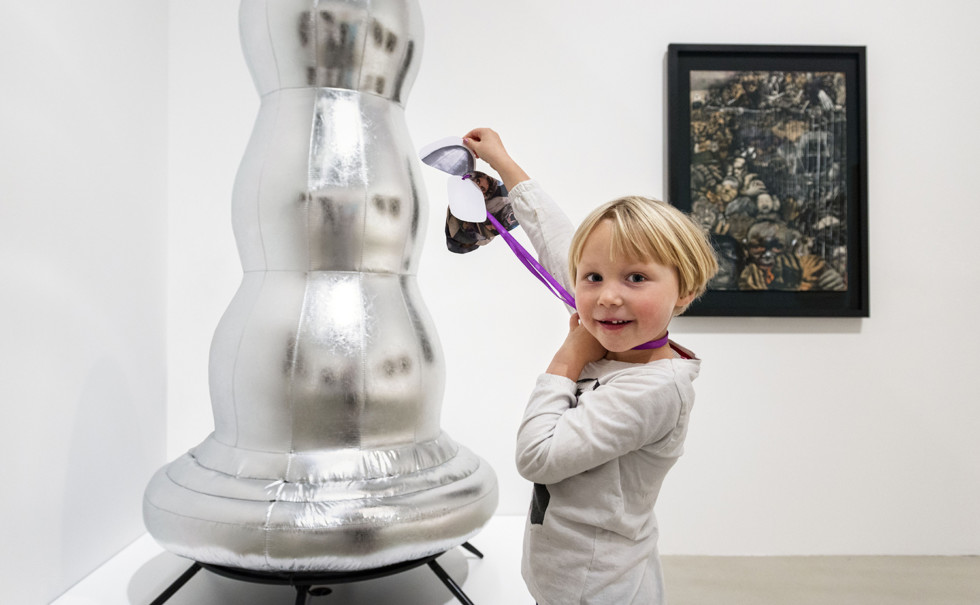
[485,211,576,309]
[484,211,668,350]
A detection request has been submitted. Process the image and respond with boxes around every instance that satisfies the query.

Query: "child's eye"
[584,273,602,283]
[627,274,646,283]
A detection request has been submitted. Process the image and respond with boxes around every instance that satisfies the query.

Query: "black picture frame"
[667,44,868,317]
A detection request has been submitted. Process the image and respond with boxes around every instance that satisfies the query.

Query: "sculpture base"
[150,542,483,605]
[143,433,498,571]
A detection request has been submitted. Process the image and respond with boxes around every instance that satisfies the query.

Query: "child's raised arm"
[462,128,530,192]
[461,127,577,308]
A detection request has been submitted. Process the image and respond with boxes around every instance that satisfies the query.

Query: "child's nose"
[597,284,623,306]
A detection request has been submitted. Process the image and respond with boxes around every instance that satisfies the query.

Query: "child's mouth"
[598,319,632,329]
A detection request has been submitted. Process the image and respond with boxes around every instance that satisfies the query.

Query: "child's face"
[574,220,694,362]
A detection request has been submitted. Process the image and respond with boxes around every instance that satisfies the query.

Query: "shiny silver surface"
[145,0,497,572]
[232,88,425,274]
[240,0,422,101]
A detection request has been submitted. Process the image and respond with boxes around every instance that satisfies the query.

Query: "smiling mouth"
[598,319,632,328]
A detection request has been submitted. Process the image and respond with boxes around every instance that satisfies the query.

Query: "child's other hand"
[564,312,607,363]
[546,313,607,381]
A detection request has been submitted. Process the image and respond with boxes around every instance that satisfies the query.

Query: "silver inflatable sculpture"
[144,0,498,572]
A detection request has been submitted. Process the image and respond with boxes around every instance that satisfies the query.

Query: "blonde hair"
[568,196,719,315]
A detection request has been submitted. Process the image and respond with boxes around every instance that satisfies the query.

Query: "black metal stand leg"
[294,585,309,605]
[427,559,475,605]
[149,562,202,605]
[294,585,332,604]
[460,542,484,559]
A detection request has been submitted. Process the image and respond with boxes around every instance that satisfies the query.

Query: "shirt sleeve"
[515,368,684,485]
[507,180,576,295]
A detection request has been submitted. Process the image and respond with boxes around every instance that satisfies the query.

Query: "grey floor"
[57,516,980,605]
[662,555,980,605]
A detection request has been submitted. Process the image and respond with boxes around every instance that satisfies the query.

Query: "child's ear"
[676,291,697,308]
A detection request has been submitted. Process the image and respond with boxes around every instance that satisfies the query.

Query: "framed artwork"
[667,44,868,317]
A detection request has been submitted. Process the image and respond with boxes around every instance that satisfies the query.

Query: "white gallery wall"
[167,0,980,559]
[0,3,169,604]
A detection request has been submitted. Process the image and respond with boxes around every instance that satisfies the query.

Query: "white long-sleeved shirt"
[508,180,701,605]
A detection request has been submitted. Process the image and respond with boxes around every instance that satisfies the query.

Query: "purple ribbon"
[486,211,576,309]
[484,210,668,351]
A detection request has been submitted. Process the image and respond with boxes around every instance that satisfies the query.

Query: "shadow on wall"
[0,252,164,599]
[59,356,159,589]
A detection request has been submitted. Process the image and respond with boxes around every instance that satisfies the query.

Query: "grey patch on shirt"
[530,483,551,525]
[575,378,600,399]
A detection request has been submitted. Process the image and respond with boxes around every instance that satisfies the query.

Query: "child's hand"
[461,128,507,165]
[462,128,530,191]
[546,313,607,381]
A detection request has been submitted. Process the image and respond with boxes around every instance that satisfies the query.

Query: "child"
[462,128,718,605]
